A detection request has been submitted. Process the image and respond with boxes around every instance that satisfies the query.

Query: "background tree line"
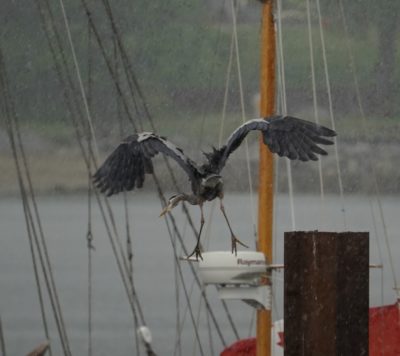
[1,0,399,135]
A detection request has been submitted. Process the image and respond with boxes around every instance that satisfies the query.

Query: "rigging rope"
[338,0,398,295]
[315,0,347,228]
[89,0,239,344]
[276,0,296,230]
[173,229,183,356]
[38,0,239,352]
[36,0,148,343]
[58,0,99,158]
[305,0,325,204]
[113,36,140,355]
[197,0,228,152]
[0,48,70,356]
[106,0,230,347]
[86,21,94,356]
[163,222,205,356]
[34,5,155,355]
[163,212,227,347]
[58,1,146,312]
[95,0,241,344]
[0,317,6,356]
[230,0,257,241]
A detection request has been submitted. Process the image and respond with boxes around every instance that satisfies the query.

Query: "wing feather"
[93,133,200,196]
[207,116,336,172]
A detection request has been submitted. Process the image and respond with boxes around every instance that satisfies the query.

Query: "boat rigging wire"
[0,317,6,356]
[92,0,234,345]
[315,0,347,229]
[58,0,99,159]
[338,0,399,296]
[163,220,206,356]
[86,22,95,356]
[230,0,257,241]
[35,0,242,351]
[0,49,67,356]
[95,0,241,344]
[276,0,296,230]
[198,0,228,152]
[306,0,325,204]
[35,0,149,339]
[34,2,154,354]
[113,36,141,355]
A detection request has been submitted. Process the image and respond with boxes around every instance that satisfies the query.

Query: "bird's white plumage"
[224,118,269,144]
[137,132,190,166]
[137,132,153,142]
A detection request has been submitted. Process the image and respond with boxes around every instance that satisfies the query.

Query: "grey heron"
[93,116,336,259]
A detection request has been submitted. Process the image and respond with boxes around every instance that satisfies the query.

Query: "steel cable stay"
[197,0,229,153]
[38,0,138,301]
[272,0,285,331]
[184,2,253,349]
[112,35,141,356]
[0,317,6,356]
[3,76,72,356]
[34,0,276,354]
[0,50,71,356]
[85,21,95,356]
[34,0,150,351]
[57,0,140,295]
[56,0,149,327]
[0,81,53,356]
[37,0,147,344]
[38,0,235,353]
[230,0,258,241]
[305,0,325,205]
[85,0,243,348]
[315,0,347,228]
[276,0,296,231]
[79,0,204,258]
[338,0,399,296]
[0,51,67,356]
[91,0,206,253]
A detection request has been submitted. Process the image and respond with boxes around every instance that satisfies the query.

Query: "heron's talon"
[187,245,203,261]
[231,235,248,256]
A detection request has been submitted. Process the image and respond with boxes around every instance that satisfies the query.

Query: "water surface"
[1,193,398,355]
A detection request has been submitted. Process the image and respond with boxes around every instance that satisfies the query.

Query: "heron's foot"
[231,235,249,256]
[187,244,203,261]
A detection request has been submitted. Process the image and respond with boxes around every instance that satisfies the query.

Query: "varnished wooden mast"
[257,1,275,355]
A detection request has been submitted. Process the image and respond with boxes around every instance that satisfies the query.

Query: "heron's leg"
[219,198,248,255]
[187,203,205,261]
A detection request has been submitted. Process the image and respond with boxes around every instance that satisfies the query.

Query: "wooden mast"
[257,1,275,356]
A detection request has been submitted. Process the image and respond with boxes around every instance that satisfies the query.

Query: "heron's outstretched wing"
[209,116,336,172]
[93,132,201,196]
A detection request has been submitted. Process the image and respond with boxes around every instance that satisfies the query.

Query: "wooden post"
[284,231,369,356]
[257,0,275,355]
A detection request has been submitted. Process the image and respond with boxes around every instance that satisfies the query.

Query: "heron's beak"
[159,204,172,217]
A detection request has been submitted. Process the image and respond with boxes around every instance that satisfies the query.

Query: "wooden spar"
[257,1,275,356]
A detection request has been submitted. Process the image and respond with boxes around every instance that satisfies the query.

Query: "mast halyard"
[257,1,276,356]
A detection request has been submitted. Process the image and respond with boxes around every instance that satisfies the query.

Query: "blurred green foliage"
[0,0,399,135]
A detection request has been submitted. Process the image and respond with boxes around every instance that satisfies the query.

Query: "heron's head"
[159,194,185,217]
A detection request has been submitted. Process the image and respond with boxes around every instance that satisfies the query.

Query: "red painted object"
[221,302,400,356]
[370,301,400,356]
[220,338,256,356]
